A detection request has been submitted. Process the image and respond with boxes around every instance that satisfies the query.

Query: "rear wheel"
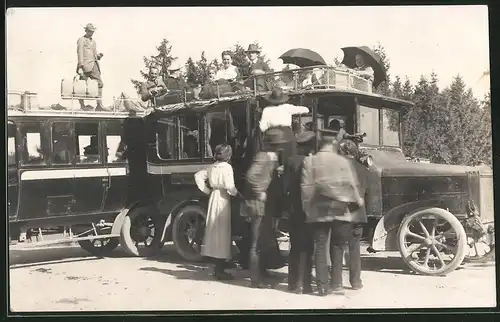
[120,206,164,257]
[172,205,206,262]
[397,207,467,276]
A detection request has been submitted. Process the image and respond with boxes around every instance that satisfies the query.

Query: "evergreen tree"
[392,76,402,98]
[131,38,177,91]
[372,42,392,96]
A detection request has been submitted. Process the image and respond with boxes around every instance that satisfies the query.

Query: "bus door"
[8,121,19,220]
[102,119,129,211]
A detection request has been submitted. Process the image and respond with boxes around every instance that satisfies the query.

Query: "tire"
[397,207,467,276]
[120,206,164,257]
[172,205,206,262]
[78,238,119,257]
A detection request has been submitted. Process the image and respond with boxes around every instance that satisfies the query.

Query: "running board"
[9,234,120,248]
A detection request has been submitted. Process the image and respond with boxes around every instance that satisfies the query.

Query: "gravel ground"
[9,242,496,312]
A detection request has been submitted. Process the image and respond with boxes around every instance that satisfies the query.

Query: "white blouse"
[216,66,239,81]
[194,162,238,196]
[259,104,310,132]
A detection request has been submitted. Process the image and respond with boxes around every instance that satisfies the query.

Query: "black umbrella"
[279,48,327,68]
[341,46,387,87]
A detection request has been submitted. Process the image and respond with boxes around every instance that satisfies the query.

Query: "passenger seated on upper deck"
[164,61,189,92]
[140,66,168,103]
[274,65,296,89]
[243,44,272,92]
[216,51,240,82]
[353,53,374,83]
[199,67,233,100]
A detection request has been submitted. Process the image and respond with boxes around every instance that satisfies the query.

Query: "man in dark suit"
[286,131,316,294]
[243,44,272,92]
[301,129,364,296]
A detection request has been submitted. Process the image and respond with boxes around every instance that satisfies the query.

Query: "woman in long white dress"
[194,144,240,280]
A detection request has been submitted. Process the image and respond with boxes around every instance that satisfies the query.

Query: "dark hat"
[319,128,339,137]
[296,131,316,145]
[214,144,232,162]
[328,118,345,131]
[265,87,289,105]
[245,44,261,53]
[263,128,288,145]
[84,23,97,31]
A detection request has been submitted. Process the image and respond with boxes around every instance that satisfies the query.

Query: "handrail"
[8,65,376,114]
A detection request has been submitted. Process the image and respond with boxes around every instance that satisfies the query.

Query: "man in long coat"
[286,130,316,294]
[77,23,105,111]
[245,128,287,288]
[301,129,364,296]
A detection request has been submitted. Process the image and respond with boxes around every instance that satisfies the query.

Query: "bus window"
[20,122,46,165]
[179,114,201,160]
[75,122,101,164]
[8,122,16,166]
[52,122,73,165]
[358,105,380,145]
[205,110,230,158]
[382,108,401,147]
[156,117,178,160]
[105,121,127,163]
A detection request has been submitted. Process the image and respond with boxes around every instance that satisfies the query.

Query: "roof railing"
[8,66,374,114]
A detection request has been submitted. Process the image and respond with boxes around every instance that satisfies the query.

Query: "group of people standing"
[194,86,368,297]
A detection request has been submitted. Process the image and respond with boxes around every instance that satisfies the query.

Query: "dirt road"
[9,243,496,311]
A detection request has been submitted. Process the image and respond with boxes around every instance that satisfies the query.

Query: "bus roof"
[7,109,147,119]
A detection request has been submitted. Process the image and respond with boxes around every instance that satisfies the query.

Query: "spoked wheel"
[397,207,467,276]
[464,223,495,263]
[172,205,206,262]
[120,206,164,257]
[75,224,119,257]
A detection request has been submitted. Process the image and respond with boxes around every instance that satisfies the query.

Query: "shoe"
[317,286,332,297]
[331,286,346,295]
[351,284,363,290]
[302,286,313,294]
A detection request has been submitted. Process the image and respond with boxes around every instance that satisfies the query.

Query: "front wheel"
[74,224,119,257]
[120,206,164,257]
[172,205,206,262]
[397,207,467,276]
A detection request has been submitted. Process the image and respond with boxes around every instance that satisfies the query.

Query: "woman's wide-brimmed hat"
[214,144,233,162]
[84,23,97,31]
[265,87,289,105]
[263,128,289,145]
[245,44,261,53]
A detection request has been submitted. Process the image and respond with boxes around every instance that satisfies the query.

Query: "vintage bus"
[123,65,494,276]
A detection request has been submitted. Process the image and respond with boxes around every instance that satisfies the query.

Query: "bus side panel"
[17,170,75,221]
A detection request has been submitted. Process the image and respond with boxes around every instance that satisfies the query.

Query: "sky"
[6,5,490,107]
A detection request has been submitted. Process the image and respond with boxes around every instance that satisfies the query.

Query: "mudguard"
[371,198,445,251]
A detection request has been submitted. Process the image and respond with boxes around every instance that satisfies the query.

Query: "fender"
[159,197,207,243]
[371,198,446,251]
[111,202,141,236]
[110,200,160,236]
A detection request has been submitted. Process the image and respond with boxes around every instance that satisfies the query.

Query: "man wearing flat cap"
[285,130,316,294]
[301,129,364,296]
[77,23,105,110]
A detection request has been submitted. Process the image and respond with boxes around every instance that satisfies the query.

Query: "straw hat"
[84,23,97,31]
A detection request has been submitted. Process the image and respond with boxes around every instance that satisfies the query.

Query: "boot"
[214,259,234,281]
[95,100,105,111]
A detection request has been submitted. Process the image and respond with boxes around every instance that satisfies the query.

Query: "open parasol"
[279,48,327,68]
[341,46,387,87]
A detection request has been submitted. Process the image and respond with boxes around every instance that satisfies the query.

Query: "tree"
[372,42,392,96]
[184,51,210,86]
[131,38,177,91]
[392,76,402,99]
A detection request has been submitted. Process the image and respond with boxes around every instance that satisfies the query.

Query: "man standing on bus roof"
[77,23,105,111]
